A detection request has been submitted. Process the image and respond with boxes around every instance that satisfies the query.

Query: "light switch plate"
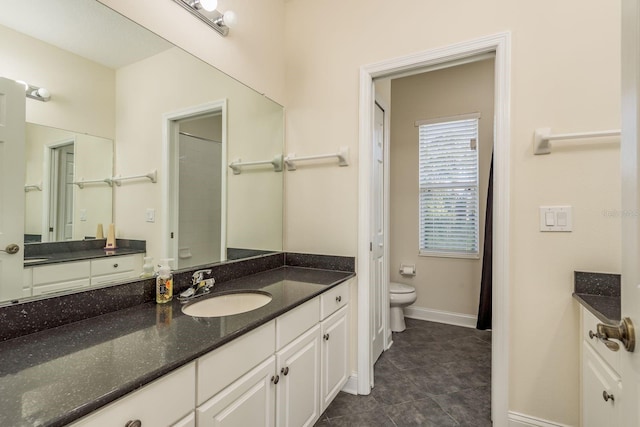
[539,206,572,232]
[145,208,155,223]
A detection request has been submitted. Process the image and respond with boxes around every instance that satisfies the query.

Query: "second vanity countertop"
[572,271,621,323]
[0,266,354,427]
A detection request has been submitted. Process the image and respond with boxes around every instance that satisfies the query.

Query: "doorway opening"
[163,100,227,269]
[358,33,510,425]
[43,139,75,242]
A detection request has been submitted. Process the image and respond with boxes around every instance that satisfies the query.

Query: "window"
[417,115,479,258]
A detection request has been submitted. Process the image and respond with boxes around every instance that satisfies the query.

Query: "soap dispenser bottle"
[156,259,174,304]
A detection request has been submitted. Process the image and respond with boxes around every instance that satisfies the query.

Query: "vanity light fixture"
[172,0,237,36]
[16,80,51,102]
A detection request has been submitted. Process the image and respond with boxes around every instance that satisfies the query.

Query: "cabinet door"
[583,341,621,427]
[321,305,349,411]
[198,356,276,427]
[172,411,195,427]
[276,324,321,427]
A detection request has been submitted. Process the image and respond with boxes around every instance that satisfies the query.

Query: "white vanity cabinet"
[23,254,143,297]
[91,254,143,285]
[198,279,352,427]
[30,260,91,296]
[70,362,196,427]
[581,307,622,427]
[70,279,352,427]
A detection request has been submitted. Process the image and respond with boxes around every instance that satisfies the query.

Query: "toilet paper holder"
[399,263,416,276]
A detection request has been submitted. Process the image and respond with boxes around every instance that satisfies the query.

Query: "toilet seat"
[389,282,414,294]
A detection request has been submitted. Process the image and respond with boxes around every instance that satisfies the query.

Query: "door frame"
[42,137,76,242]
[357,32,511,425]
[162,100,228,261]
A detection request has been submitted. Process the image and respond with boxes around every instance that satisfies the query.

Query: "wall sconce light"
[16,80,51,102]
[172,0,237,37]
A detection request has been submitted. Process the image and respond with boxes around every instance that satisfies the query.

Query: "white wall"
[283,0,621,424]
[390,59,495,318]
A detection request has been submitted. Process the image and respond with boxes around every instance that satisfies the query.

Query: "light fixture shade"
[222,10,238,28]
[199,0,217,11]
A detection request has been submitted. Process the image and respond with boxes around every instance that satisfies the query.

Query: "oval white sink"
[182,291,272,317]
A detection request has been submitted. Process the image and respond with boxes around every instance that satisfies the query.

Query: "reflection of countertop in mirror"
[572,270,621,323]
[23,238,146,267]
[0,266,354,427]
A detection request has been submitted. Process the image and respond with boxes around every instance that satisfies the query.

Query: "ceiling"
[0,0,172,69]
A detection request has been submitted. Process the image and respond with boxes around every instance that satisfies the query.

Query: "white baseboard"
[341,373,358,395]
[404,306,477,329]
[508,411,573,427]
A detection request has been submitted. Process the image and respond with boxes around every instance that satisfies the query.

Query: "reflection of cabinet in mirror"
[23,254,143,298]
[24,123,113,243]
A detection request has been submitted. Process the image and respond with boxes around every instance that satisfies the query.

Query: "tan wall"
[389,59,495,317]
[0,25,115,138]
[283,0,621,424]
[114,47,283,263]
[98,0,286,105]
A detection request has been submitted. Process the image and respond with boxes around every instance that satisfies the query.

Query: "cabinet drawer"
[582,341,621,427]
[320,281,349,320]
[582,308,620,373]
[71,362,195,427]
[32,260,90,285]
[197,321,275,405]
[276,297,320,350]
[92,254,141,276]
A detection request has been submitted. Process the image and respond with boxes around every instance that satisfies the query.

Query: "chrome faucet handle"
[192,269,212,285]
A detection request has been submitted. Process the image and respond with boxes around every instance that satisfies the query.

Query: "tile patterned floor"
[315,318,492,426]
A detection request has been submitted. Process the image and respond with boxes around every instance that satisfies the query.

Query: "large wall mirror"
[0,0,284,303]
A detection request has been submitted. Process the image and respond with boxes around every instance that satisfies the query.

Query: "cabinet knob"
[336,295,342,303]
[125,421,142,427]
[113,263,119,268]
[281,366,290,376]
[588,330,598,340]
[602,391,615,402]
[323,333,330,341]
[271,375,280,384]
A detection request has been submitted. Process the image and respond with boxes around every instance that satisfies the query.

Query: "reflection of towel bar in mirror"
[111,170,158,186]
[229,155,283,175]
[533,127,621,155]
[284,146,349,171]
[24,183,42,192]
[72,178,114,189]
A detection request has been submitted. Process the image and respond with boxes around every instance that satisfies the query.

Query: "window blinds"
[418,118,479,257]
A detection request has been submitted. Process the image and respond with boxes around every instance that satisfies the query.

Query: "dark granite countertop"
[0,266,354,427]
[572,271,621,323]
[24,239,146,267]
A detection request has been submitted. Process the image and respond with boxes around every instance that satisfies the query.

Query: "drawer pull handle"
[113,263,119,268]
[125,420,142,427]
[271,375,280,384]
[602,391,615,402]
[281,366,290,376]
[336,295,342,303]
[324,333,330,341]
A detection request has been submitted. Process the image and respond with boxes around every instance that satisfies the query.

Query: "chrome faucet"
[179,269,215,301]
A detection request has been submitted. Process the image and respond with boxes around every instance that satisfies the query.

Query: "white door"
[619,1,640,424]
[0,77,25,300]
[370,102,386,372]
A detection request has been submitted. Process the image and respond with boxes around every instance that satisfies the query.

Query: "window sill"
[418,251,480,260]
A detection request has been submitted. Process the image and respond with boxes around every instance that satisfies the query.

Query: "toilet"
[389,282,417,332]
